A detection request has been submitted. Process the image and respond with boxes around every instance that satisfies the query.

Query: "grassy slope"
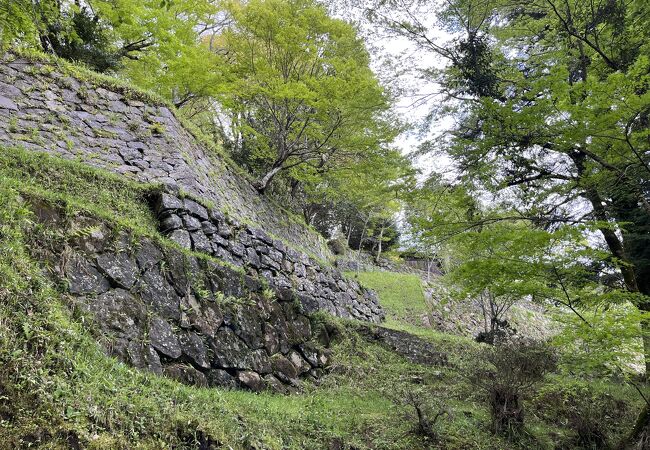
[0,147,485,449]
[0,148,405,449]
[349,271,643,447]
[0,147,641,449]
[348,271,471,350]
[350,272,427,327]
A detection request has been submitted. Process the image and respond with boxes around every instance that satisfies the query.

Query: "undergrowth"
[0,184,512,449]
[0,151,642,449]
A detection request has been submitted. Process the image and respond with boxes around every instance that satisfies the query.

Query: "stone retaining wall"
[37,202,331,392]
[155,191,384,323]
[0,54,385,324]
[0,54,330,259]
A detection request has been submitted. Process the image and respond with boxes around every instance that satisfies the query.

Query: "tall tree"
[366,0,650,359]
[215,0,397,193]
[369,0,650,442]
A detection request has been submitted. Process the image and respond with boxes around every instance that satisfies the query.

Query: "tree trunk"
[346,222,353,247]
[253,165,283,194]
[356,216,370,275]
[617,400,650,449]
[374,224,385,263]
[573,152,650,372]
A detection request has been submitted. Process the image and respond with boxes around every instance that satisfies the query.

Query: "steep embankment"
[0,155,639,448]
[0,53,327,259]
[0,53,641,450]
[0,148,476,449]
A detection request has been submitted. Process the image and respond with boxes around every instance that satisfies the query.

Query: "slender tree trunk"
[374,224,385,263]
[356,215,370,276]
[479,291,489,335]
[346,222,353,246]
[254,165,283,193]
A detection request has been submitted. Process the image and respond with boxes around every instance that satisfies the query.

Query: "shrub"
[533,379,635,449]
[469,340,557,436]
[391,386,449,444]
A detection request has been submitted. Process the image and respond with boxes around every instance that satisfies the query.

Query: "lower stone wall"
[38,205,331,393]
[155,191,385,323]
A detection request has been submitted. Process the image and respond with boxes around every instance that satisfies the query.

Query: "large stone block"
[96,252,138,289]
[136,267,181,321]
[66,254,111,295]
[149,315,182,359]
[179,331,210,369]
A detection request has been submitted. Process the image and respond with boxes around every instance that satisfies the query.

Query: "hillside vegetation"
[0,149,641,447]
[2,0,650,446]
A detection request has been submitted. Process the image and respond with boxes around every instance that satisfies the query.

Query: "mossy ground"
[0,148,643,449]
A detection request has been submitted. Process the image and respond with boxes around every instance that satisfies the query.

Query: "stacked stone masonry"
[0,54,329,259]
[0,54,385,324]
[156,192,384,323]
[38,203,333,392]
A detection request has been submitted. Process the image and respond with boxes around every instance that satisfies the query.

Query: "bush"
[391,386,449,444]
[533,379,635,449]
[475,318,516,345]
[327,237,347,255]
[469,340,557,436]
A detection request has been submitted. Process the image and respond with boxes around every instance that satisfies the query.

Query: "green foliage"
[552,303,647,376]
[369,0,650,388]
[407,179,650,374]
[104,0,223,103]
[468,340,558,436]
[533,377,639,449]
[2,0,222,101]
[293,146,414,261]
[41,6,122,72]
[216,0,400,192]
[0,0,43,50]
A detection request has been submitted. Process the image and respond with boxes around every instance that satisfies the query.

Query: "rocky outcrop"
[0,53,385,324]
[42,206,331,392]
[154,191,384,323]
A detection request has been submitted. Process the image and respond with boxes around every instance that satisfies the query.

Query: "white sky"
[331,3,457,181]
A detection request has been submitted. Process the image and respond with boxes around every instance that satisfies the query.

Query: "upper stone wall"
[0,54,329,260]
[0,54,385,324]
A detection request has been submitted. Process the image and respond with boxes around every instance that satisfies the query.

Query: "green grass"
[348,271,480,360]
[349,271,428,326]
[0,186,509,448]
[0,148,643,449]
[0,145,160,235]
[0,146,251,277]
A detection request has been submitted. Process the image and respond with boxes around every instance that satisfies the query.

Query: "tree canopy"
[215,0,399,193]
[361,0,650,442]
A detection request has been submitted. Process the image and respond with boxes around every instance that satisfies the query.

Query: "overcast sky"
[331,2,457,181]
